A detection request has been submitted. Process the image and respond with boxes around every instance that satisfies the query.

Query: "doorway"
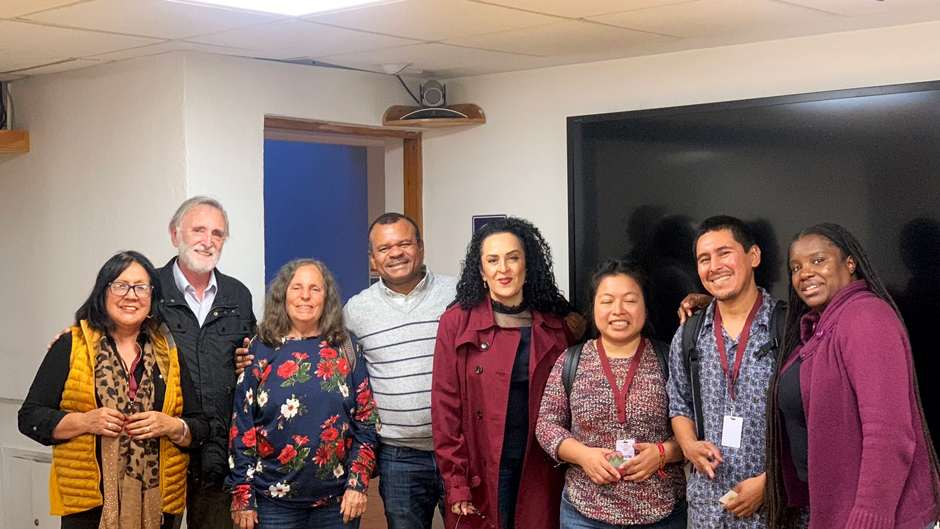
[263,118,423,302]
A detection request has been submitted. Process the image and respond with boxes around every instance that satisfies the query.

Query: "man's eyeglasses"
[109,282,154,298]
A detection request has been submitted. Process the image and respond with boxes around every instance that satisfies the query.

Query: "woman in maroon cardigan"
[765,223,940,529]
[432,217,579,529]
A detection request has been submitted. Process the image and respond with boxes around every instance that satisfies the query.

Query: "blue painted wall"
[263,139,369,303]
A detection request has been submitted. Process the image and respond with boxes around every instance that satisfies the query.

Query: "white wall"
[421,21,940,293]
[0,53,188,528]
[181,52,411,313]
[0,53,189,403]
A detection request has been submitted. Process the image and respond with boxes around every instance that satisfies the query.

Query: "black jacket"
[157,257,257,486]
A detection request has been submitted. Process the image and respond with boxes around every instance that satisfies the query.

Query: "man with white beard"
[157,196,256,529]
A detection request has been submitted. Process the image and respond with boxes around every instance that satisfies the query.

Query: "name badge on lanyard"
[722,415,744,448]
[713,295,762,448]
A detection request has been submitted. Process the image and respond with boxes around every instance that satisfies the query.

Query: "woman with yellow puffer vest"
[19,251,209,529]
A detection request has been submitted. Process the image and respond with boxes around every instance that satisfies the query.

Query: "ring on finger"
[146,425,151,433]
[107,422,113,429]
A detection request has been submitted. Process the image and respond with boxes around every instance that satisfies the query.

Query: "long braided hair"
[765,223,940,527]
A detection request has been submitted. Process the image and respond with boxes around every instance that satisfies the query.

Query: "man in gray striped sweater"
[344,213,457,529]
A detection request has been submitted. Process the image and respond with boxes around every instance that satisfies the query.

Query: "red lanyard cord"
[712,295,762,403]
[596,337,645,425]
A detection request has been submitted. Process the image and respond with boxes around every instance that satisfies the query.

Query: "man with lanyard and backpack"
[666,215,786,529]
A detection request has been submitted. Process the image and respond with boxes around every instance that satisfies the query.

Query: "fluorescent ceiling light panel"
[170,0,391,16]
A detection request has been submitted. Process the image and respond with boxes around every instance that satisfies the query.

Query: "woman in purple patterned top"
[227,259,379,529]
[537,260,687,528]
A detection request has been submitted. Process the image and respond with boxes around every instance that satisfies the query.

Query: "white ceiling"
[2,0,940,81]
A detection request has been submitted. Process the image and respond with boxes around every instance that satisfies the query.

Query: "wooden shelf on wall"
[383,104,485,129]
[0,130,29,153]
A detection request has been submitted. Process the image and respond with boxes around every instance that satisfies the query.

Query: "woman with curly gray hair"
[226,259,380,529]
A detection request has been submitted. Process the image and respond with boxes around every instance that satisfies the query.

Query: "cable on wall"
[396,75,421,106]
[0,82,8,130]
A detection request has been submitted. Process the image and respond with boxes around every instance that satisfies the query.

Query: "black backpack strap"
[757,301,788,360]
[682,312,708,441]
[562,343,585,401]
[650,339,670,382]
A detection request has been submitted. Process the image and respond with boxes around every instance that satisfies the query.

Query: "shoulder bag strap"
[682,312,707,441]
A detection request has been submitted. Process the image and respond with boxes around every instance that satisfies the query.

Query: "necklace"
[281,335,317,343]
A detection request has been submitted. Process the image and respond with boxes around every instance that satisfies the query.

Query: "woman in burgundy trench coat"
[432,218,581,529]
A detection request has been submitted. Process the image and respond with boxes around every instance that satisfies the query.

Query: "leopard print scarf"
[94,336,163,529]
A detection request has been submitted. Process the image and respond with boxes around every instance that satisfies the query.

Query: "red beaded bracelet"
[657,443,667,480]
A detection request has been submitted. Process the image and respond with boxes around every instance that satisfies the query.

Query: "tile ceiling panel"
[6,58,109,75]
[445,20,675,57]
[0,20,162,57]
[1,50,67,73]
[4,0,940,79]
[307,0,558,42]
[23,0,282,40]
[188,19,419,59]
[319,42,562,77]
[89,40,274,61]
[590,0,838,39]
[472,0,697,19]
[0,0,84,19]
[777,0,940,17]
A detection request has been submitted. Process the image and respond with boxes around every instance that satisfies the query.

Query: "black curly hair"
[454,217,572,314]
[765,223,940,527]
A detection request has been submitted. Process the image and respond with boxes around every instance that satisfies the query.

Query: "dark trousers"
[61,506,176,529]
[497,454,524,529]
[185,480,234,529]
[377,443,446,529]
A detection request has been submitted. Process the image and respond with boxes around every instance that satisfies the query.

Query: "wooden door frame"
[264,117,424,233]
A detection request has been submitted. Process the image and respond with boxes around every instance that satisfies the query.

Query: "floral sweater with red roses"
[226,336,380,511]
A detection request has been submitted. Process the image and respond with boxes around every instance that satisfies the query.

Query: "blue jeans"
[377,443,446,529]
[255,495,360,529]
[560,489,688,529]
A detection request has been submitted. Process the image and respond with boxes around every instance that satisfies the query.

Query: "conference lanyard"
[713,295,762,405]
[596,337,645,425]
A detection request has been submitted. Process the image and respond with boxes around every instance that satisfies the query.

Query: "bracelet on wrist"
[657,443,667,480]
[172,418,188,444]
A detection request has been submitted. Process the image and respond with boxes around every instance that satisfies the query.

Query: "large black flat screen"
[568,82,940,436]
